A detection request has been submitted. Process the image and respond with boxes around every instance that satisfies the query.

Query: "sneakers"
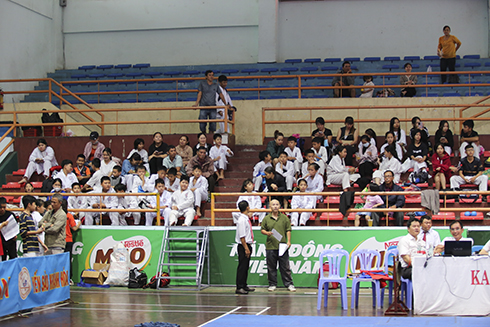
[268,286,276,292]
[288,285,296,292]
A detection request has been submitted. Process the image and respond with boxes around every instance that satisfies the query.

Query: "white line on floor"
[197,306,242,327]
[59,307,232,314]
[75,302,250,309]
[255,307,271,315]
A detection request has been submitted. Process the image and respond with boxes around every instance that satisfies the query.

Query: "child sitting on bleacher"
[146,178,172,226]
[111,165,126,187]
[236,179,265,224]
[87,176,118,225]
[304,163,324,201]
[275,152,295,192]
[354,183,384,227]
[131,165,150,193]
[359,75,374,98]
[252,150,272,191]
[312,137,328,167]
[209,133,234,181]
[459,119,480,159]
[189,165,209,217]
[284,136,303,179]
[326,145,360,192]
[114,183,139,226]
[84,158,103,191]
[290,179,316,226]
[74,154,91,185]
[165,168,181,193]
[148,165,167,188]
[68,183,86,222]
[374,144,403,184]
[302,149,324,177]
[127,138,149,171]
[122,153,142,176]
[169,175,195,226]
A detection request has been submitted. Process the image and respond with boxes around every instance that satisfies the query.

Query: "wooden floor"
[0,286,412,327]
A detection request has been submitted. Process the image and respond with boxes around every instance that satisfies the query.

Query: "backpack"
[143,272,170,289]
[41,109,64,123]
[41,178,54,193]
[459,189,479,203]
[409,170,428,184]
[128,268,148,289]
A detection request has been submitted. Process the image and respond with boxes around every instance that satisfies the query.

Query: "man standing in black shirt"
[0,197,18,261]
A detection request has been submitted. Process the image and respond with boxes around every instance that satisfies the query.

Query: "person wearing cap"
[83,131,105,163]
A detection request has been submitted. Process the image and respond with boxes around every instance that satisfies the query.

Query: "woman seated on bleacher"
[335,116,358,166]
[374,144,403,184]
[19,138,58,184]
[380,131,403,161]
[401,130,429,175]
[400,63,417,97]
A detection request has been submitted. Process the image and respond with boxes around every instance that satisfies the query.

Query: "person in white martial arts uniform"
[189,165,209,217]
[284,136,303,179]
[19,138,58,184]
[252,150,272,192]
[86,176,118,225]
[209,133,234,181]
[275,152,295,191]
[236,179,265,224]
[290,179,317,226]
[169,175,196,226]
[326,145,360,191]
[146,178,172,226]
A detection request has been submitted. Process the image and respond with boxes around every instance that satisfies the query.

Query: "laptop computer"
[444,240,472,256]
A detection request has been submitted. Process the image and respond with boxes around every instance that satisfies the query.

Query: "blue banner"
[0,253,70,317]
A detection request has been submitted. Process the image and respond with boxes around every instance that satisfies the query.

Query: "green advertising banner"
[72,226,460,287]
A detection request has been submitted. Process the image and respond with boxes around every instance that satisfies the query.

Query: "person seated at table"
[450,144,488,192]
[435,220,474,254]
[418,215,441,252]
[335,116,359,166]
[19,138,58,184]
[398,217,425,279]
[479,239,490,255]
[83,131,105,164]
[459,119,480,159]
[371,170,405,226]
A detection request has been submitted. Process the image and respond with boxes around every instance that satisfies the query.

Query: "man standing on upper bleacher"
[193,70,230,134]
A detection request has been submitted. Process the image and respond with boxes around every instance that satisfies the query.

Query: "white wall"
[0,0,63,102]
[278,0,489,61]
[63,0,259,68]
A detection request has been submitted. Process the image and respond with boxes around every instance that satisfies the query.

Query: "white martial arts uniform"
[275,161,295,191]
[215,86,234,133]
[312,146,328,175]
[100,160,117,177]
[252,161,272,191]
[54,170,78,190]
[189,175,209,206]
[326,155,360,190]
[373,156,403,184]
[284,146,303,174]
[169,188,196,226]
[115,193,140,226]
[68,194,87,221]
[236,193,265,223]
[290,192,317,226]
[165,178,181,193]
[24,146,58,179]
[209,145,234,171]
[86,170,104,189]
[147,190,172,226]
[380,143,403,162]
[305,173,324,201]
[86,186,119,225]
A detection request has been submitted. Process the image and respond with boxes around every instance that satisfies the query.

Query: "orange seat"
[323,196,340,204]
[460,212,484,220]
[432,212,456,220]
[319,212,343,220]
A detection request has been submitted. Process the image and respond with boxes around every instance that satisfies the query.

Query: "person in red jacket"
[431,143,457,190]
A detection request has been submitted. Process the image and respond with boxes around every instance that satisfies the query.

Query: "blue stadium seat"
[268,96,287,99]
[411,64,420,69]
[114,64,132,70]
[382,65,399,70]
[163,71,182,76]
[182,70,201,76]
[221,69,239,74]
[145,72,162,77]
[133,63,151,69]
[465,91,484,96]
[344,57,360,62]
[241,69,259,74]
[285,59,302,64]
[261,68,279,74]
[71,74,88,79]
[404,56,420,61]
[384,56,401,62]
[443,92,461,97]
[484,62,490,67]
[281,67,299,73]
[424,56,439,61]
[304,58,321,64]
[364,57,381,62]
[78,65,96,71]
[426,64,440,68]
[97,65,114,70]
[88,74,105,79]
[464,63,482,68]
[324,58,341,63]
[107,73,124,79]
[234,97,245,101]
[300,67,318,72]
[126,73,143,78]
[420,93,439,97]
[321,66,338,71]
[463,55,480,60]
[456,55,461,59]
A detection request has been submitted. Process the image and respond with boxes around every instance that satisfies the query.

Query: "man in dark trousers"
[233,200,255,294]
[372,170,406,226]
[0,197,18,261]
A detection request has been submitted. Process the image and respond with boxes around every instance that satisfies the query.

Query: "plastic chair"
[400,276,413,310]
[350,249,382,309]
[380,247,398,307]
[317,249,349,310]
